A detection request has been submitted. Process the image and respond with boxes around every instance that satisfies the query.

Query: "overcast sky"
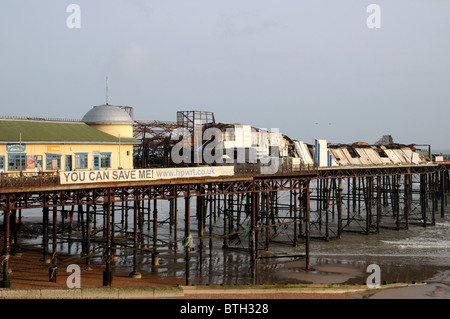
[1,1,449,150]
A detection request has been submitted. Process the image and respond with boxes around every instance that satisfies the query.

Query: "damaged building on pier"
[134,109,430,169]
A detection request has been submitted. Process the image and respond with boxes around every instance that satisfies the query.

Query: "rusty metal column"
[337,178,342,238]
[250,190,258,284]
[366,177,371,235]
[347,177,351,225]
[174,195,178,250]
[85,203,91,270]
[11,210,19,256]
[103,191,113,286]
[223,194,228,248]
[0,210,11,288]
[185,190,191,286]
[305,180,311,271]
[197,190,205,275]
[432,173,437,226]
[352,177,357,226]
[395,176,400,230]
[293,189,298,247]
[404,174,410,230]
[325,179,329,240]
[377,176,382,231]
[42,206,49,263]
[49,206,58,282]
[129,193,141,278]
[441,170,446,218]
[421,174,427,227]
[152,199,159,266]
[265,190,270,250]
[209,192,214,258]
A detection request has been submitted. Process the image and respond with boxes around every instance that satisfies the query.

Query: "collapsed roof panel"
[355,148,372,165]
[381,147,404,164]
[363,148,384,165]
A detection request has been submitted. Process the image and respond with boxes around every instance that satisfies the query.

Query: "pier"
[1,162,449,288]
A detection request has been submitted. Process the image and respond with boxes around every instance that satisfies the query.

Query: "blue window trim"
[46,154,62,170]
[8,153,27,171]
[100,152,112,168]
[75,153,89,169]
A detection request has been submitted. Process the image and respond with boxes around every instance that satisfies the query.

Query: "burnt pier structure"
[0,163,449,288]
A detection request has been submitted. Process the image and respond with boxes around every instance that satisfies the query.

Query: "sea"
[16,150,450,299]
[18,196,450,299]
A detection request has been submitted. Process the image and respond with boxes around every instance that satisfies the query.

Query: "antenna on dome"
[106,76,109,105]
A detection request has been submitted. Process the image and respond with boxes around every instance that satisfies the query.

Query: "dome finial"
[106,76,109,105]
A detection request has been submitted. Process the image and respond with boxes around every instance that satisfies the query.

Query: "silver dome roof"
[82,104,134,125]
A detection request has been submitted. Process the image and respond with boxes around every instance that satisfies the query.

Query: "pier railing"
[234,163,318,177]
[0,163,319,189]
[0,171,60,188]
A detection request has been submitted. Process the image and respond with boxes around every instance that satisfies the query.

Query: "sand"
[1,236,446,300]
[0,242,363,299]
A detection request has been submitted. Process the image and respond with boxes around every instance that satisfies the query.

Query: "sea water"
[16,188,450,298]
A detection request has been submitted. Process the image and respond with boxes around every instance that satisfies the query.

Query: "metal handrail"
[0,171,60,188]
[0,163,319,188]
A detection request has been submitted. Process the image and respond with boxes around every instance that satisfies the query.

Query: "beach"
[1,205,449,300]
[1,234,448,300]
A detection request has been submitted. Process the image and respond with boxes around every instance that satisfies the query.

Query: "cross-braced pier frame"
[0,166,315,287]
[0,163,449,287]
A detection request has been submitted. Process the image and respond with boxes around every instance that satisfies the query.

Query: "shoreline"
[1,243,447,299]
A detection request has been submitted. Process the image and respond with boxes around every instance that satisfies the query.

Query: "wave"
[311,252,450,258]
[381,239,450,250]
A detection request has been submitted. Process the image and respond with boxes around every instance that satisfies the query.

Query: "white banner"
[60,166,235,184]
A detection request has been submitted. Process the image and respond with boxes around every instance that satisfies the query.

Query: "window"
[8,154,26,171]
[100,153,111,168]
[46,154,62,170]
[75,153,88,169]
[0,156,4,171]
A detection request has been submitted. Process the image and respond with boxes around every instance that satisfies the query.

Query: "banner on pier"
[59,166,235,184]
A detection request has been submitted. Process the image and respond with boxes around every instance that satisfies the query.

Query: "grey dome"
[82,104,134,125]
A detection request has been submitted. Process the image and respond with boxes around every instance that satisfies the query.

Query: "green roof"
[0,120,139,144]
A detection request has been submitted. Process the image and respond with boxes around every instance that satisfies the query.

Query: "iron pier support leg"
[366,177,372,235]
[325,179,329,240]
[223,194,228,248]
[129,196,141,278]
[152,199,159,267]
[265,191,270,249]
[337,178,342,238]
[103,200,113,286]
[250,191,258,285]
[441,171,446,218]
[377,176,381,232]
[432,173,436,226]
[395,176,400,230]
[293,189,298,247]
[42,206,50,263]
[174,196,178,251]
[86,204,91,270]
[11,210,20,256]
[185,193,191,286]
[209,193,214,258]
[305,180,311,271]
[49,206,58,283]
[198,192,204,277]
[1,210,11,288]
[421,174,427,227]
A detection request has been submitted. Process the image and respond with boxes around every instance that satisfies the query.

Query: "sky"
[1,1,449,150]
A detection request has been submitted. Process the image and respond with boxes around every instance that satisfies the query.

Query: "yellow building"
[0,104,138,173]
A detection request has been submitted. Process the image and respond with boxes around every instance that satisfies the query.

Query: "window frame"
[100,152,112,168]
[8,153,27,171]
[75,153,89,169]
[46,154,62,170]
